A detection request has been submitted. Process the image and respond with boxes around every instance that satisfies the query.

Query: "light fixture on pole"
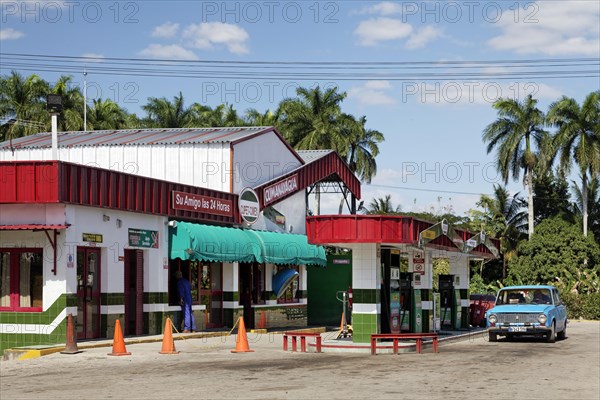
[46,94,62,160]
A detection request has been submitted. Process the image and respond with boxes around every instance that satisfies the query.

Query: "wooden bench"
[283,331,322,353]
[370,333,439,355]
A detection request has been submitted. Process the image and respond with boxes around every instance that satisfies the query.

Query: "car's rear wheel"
[557,323,566,340]
[488,332,498,342]
[546,322,556,343]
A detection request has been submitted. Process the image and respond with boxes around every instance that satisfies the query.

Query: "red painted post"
[291,336,297,352]
[393,339,399,354]
[301,336,307,352]
[283,334,288,351]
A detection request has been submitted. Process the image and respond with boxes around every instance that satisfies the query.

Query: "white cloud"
[488,1,600,56]
[183,22,249,55]
[138,44,198,60]
[151,22,179,39]
[354,17,412,46]
[405,26,443,49]
[0,28,24,40]
[348,80,397,106]
[355,1,403,15]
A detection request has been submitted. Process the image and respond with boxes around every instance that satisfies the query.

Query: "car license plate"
[508,326,527,332]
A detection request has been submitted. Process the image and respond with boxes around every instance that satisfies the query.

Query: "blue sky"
[1,0,599,216]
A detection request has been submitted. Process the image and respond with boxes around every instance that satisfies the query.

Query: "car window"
[496,289,552,305]
[553,290,561,305]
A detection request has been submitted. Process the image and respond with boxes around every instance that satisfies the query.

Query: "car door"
[552,289,567,331]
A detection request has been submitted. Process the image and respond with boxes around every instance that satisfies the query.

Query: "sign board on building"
[128,228,159,248]
[263,174,299,206]
[332,258,351,265]
[239,188,260,225]
[413,251,425,264]
[171,190,233,217]
[82,233,103,243]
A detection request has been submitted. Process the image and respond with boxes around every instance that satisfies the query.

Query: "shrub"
[561,291,600,320]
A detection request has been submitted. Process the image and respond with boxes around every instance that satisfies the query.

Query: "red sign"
[171,191,233,216]
[263,174,299,206]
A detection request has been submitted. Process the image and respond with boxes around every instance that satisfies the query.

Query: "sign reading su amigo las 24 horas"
[171,190,233,216]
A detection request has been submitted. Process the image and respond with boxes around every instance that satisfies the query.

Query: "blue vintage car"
[486,285,568,343]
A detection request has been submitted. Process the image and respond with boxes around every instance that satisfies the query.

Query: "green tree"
[244,108,281,127]
[547,91,600,237]
[363,195,401,214]
[572,175,600,243]
[279,86,347,152]
[49,75,84,131]
[482,94,548,240]
[473,185,527,278]
[338,115,385,213]
[87,98,129,130]
[507,215,600,285]
[142,92,195,128]
[279,86,348,214]
[0,71,48,140]
[533,170,572,224]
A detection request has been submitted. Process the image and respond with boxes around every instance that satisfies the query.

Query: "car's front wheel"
[489,331,498,342]
[546,322,556,343]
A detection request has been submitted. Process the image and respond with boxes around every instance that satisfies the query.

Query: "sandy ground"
[1,321,599,400]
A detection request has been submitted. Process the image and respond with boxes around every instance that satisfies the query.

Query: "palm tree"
[364,195,401,214]
[142,92,195,128]
[482,94,548,239]
[477,185,527,278]
[50,75,84,131]
[338,114,385,213]
[244,108,281,127]
[279,86,347,152]
[279,86,348,215]
[191,103,245,127]
[572,175,600,241]
[87,98,129,130]
[0,71,48,140]
[547,91,600,237]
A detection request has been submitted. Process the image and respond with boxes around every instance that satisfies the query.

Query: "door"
[124,250,144,336]
[76,247,101,339]
[198,262,223,328]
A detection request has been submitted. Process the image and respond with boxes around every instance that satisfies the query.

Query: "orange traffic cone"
[61,313,82,354]
[159,318,179,355]
[231,317,254,353]
[258,311,266,329]
[108,319,131,356]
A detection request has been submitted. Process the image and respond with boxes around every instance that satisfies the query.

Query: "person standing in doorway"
[176,270,196,333]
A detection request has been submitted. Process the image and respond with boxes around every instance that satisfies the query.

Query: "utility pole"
[83,66,87,131]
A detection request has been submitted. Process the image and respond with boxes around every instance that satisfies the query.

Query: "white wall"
[232,131,302,193]
[64,205,168,297]
[0,143,232,192]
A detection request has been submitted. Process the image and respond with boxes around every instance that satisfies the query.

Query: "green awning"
[169,222,326,266]
[169,221,263,263]
[247,230,326,266]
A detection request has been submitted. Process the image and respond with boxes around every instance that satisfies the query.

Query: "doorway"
[76,247,101,340]
[198,262,223,328]
[124,249,144,336]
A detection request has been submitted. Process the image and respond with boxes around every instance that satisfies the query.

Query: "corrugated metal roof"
[0,127,274,149]
[297,150,334,163]
[0,224,70,230]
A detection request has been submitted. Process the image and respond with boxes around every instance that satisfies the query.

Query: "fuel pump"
[389,268,401,334]
[439,275,455,329]
[399,273,412,331]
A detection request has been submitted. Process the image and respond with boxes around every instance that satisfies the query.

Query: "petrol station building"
[0,125,499,353]
[0,127,360,353]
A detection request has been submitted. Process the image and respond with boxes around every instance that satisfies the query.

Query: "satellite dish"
[272,269,299,298]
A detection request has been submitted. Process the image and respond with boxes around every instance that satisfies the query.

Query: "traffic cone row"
[63,315,254,356]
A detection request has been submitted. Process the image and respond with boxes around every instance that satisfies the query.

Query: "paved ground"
[1,321,598,400]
